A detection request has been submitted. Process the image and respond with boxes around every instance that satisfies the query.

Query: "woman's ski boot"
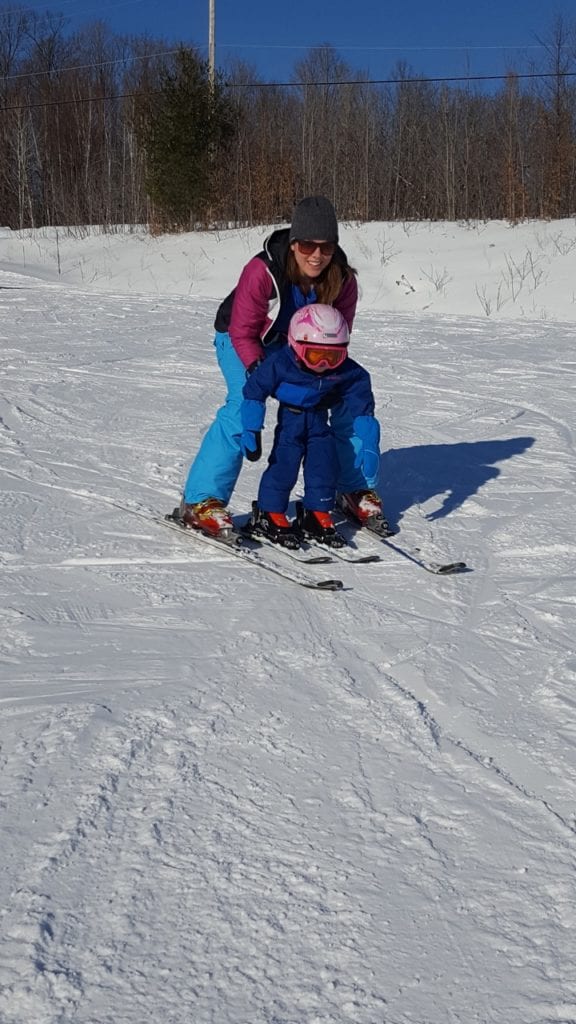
[336,490,395,536]
[179,497,234,538]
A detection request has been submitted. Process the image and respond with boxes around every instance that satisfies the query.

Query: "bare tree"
[532,17,576,217]
[0,8,575,230]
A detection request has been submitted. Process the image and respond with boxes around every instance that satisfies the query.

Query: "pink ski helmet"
[287,303,349,372]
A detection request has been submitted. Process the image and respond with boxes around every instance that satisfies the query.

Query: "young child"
[240,304,381,549]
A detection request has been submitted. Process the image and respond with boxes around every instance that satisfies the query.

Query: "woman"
[180,195,385,536]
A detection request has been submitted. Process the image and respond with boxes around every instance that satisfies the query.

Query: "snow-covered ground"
[1,219,576,1024]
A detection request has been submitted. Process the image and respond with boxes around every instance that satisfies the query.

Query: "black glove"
[240,399,265,461]
[243,431,262,461]
[246,359,263,377]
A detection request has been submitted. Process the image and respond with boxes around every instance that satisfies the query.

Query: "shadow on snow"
[380,435,535,526]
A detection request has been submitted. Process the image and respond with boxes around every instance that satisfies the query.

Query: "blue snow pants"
[182,331,368,505]
[258,405,337,513]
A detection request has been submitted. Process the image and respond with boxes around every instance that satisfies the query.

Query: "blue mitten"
[353,415,381,486]
[241,399,265,461]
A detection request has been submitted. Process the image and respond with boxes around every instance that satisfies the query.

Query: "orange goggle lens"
[301,345,347,368]
[296,240,337,257]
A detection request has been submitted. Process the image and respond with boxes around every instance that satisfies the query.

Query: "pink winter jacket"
[213,229,359,368]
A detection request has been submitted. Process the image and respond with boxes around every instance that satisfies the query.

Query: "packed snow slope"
[1,220,576,1024]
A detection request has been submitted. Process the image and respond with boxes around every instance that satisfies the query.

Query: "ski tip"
[315,579,344,591]
[436,561,470,575]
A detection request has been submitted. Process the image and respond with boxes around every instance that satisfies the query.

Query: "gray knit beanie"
[289,196,339,243]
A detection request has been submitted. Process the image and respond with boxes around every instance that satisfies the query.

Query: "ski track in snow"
[1,272,576,1023]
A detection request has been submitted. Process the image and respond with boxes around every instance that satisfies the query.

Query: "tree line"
[1,7,575,231]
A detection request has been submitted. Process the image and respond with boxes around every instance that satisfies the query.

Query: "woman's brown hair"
[285,249,357,305]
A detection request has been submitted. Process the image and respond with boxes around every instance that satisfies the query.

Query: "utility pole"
[208,0,215,90]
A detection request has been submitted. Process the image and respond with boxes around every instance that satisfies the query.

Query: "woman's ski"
[375,534,468,575]
[334,510,469,575]
[161,509,344,590]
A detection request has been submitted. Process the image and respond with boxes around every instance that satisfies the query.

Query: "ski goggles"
[295,240,337,257]
[293,342,348,371]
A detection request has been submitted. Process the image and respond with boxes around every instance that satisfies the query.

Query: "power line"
[1,68,575,113]
[223,69,576,89]
[0,43,548,88]
[214,42,546,53]
[1,48,182,83]
[0,17,560,89]
[0,0,553,50]
[0,88,155,111]
[0,0,147,16]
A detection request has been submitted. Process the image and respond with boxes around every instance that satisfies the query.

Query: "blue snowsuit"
[242,346,379,513]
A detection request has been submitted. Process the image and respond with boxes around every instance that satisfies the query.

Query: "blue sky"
[60,0,572,87]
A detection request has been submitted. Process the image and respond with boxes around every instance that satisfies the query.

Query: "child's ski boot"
[295,503,347,548]
[244,502,302,550]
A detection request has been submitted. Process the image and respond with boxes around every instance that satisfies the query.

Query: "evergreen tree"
[144,47,235,229]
